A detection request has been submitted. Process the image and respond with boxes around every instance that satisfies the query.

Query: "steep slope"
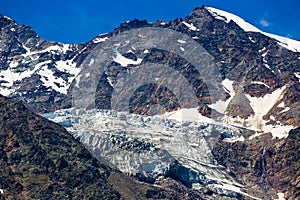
[1,6,299,138]
[0,95,175,199]
[0,14,86,112]
[0,95,119,199]
[213,127,300,200]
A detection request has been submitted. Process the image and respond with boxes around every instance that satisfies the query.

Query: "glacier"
[43,108,259,198]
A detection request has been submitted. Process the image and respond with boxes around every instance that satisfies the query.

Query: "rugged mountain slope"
[0,5,300,200]
[213,127,300,200]
[0,6,299,137]
[0,94,177,199]
[0,95,118,199]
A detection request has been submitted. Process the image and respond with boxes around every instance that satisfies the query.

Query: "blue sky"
[0,0,299,43]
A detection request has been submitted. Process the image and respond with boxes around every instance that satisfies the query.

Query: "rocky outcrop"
[0,95,118,199]
[212,127,300,200]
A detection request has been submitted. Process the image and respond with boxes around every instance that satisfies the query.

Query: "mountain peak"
[0,14,16,28]
[205,6,300,52]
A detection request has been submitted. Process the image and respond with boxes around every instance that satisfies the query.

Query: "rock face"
[0,95,118,199]
[212,127,300,200]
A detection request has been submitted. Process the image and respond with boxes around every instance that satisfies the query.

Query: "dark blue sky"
[0,0,299,43]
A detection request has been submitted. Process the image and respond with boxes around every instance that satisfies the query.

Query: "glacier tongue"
[43,108,254,196]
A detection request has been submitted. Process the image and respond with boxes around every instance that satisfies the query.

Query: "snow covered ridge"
[206,7,300,53]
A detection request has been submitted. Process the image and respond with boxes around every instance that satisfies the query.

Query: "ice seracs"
[44,108,254,198]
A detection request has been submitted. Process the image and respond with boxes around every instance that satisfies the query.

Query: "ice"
[44,108,251,196]
[206,7,300,52]
[212,183,260,200]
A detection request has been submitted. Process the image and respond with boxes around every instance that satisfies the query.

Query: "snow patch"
[223,85,294,139]
[206,7,300,52]
[294,73,300,82]
[38,66,69,94]
[107,76,114,88]
[277,102,285,108]
[251,81,270,88]
[209,79,235,114]
[275,193,285,200]
[223,136,245,143]
[245,85,286,127]
[93,37,108,43]
[55,60,80,76]
[159,107,215,123]
[248,37,255,43]
[177,39,186,44]
[279,107,290,114]
[113,51,142,67]
[182,21,199,31]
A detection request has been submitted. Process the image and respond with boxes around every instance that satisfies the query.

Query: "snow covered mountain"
[1,5,300,199]
[0,6,299,135]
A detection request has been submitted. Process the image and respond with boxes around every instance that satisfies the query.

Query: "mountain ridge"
[0,6,299,136]
[0,5,300,200]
